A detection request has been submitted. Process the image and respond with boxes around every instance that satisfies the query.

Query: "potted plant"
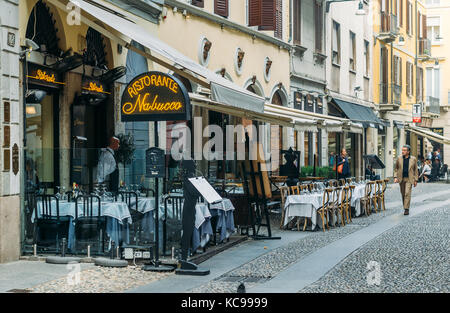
[115,133,136,183]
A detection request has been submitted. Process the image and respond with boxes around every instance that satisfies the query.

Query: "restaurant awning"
[264,105,318,132]
[331,98,382,128]
[405,125,450,145]
[264,104,343,132]
[189,93,294,128]
[48,0,265,113]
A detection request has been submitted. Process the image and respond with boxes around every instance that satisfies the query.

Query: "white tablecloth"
[283,193,324,230]
[33,200,132,224]
[351,184,366,216]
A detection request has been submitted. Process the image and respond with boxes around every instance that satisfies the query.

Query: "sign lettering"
[121,72,190,122]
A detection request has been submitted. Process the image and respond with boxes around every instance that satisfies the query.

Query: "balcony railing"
[425,96,440,114]
[380,13,399,36]
[418,38,431,57]
[379,83,402,111]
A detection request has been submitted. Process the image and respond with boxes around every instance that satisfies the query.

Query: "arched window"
[26,0,61,57]
[84,27,109,69]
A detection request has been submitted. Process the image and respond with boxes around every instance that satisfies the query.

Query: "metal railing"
[418,38,431,57]
[425,96,440,114]
[380,13,399,35]
[379,83,402,105]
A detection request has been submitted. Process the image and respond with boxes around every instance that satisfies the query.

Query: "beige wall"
[157,6,291,100]
[0,196,21,263]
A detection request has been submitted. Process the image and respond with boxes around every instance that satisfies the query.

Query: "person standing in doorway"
[337,148,350,179]
[97,136,120,193]
[394,145,418,215]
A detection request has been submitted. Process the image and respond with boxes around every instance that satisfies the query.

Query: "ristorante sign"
[121,71,190,122]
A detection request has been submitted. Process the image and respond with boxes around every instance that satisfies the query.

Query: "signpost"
[121,71,195,273]
[412,103,422,124]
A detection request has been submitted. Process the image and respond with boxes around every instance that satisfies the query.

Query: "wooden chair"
[317,188,331,231]
[378,179,389,211]
[279,186,290,229]
[346,185,355,223]
[371,181,381,213]
[339,178,346,186]
[290,185,300,195]
[360,182,373,216]
[337,186,348,226]
[327,187,340,227]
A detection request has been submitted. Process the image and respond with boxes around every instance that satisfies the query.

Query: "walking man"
[394,145,418,215]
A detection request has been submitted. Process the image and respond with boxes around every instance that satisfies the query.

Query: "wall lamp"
[326,0,365,15]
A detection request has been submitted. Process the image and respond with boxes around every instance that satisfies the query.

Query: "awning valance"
[405,125,450,145]
[49,0,265,113]
[331,98,382,128]
[189,93,294,127]
[264,104,343,132]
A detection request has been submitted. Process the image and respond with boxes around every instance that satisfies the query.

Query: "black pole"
[335,154,339,180]
[154,121,160,267]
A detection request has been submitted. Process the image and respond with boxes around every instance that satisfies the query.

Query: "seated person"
[419,159,432,183]
[365,165,380,181]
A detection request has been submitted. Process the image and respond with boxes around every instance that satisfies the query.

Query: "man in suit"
[394,145,418,215]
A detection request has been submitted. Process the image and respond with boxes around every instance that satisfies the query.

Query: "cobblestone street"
[1,183,448,293]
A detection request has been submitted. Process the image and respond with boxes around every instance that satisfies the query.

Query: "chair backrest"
[75,194,101,219]
[119,191,138,211]
[36,194,60,219]
[347,185,355,204]
[290,185,300,195]
[365,182,373,197]
[322,188,331,208]
[164,195,184,220]
[382,179,389,193]
[340,186,349,207]
[280,186,290,208]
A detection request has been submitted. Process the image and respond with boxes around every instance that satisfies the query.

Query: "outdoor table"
[283,192,326,230]
[33,199,132,252]
[351,184,366,216]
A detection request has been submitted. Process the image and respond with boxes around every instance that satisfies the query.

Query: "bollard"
[87,245,91,258]
[171,247,175,260]
[110,241,115,259]
[61,238,66,257]
[33,244,37,257]
[116,246,120,260]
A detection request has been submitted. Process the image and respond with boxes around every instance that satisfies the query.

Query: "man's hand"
[394,178,398,184]
[414,181,417,187]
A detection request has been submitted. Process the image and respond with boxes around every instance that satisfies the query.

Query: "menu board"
[188,177,222,204]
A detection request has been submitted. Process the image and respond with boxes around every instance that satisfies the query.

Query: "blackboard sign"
[121,71,191,122]
[146,147,165,178]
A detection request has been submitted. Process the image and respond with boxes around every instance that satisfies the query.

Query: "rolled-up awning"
[49,0,265,113]
[331,98,382,128]
[405,125,450,145]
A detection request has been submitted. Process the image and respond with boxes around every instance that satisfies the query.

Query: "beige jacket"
[394,155,418,184]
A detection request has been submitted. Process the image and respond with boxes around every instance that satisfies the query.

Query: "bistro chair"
[119,191,142,244]
[338,178,346,186]
[327,187,341,227]
[346,185,355,223]
[371,181,381,213]
[279,186,290,229]
[360,182,373,216]
[34,194,70,253]
[378,179,389,212]
[337,186,349,226]
[290,185,300,195]
[316,188,331,232]
[74,194,106,255]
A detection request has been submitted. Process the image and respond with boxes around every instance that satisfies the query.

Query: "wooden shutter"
[394,56,398,84]
[382,47,388,84]
[249,0,262,26]
[315,1,323,52]
[260,0,276,30]
[411,63,414,96]
[191,0,204,8]
[406,2,410,34]
[399,57,402,86]
[274,0,282,38]
[293,0,301,45]
[423,14,427,38]
[214,0,229,18]
[406,61,410,95]
[418,11,421,38]
[400,0,403,27]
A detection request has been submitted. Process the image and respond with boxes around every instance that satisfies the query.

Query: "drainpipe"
[414,0,418,105]
[390,0,393,107]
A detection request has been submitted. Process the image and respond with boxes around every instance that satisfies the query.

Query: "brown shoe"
[404,209,409,215]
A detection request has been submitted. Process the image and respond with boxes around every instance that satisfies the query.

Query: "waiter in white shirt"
[97,136,120,192]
